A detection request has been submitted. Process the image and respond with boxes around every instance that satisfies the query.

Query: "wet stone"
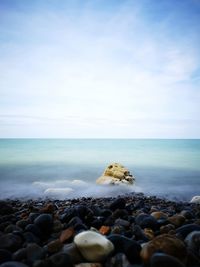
[108,234,141,264]
[109,198,126,211]
[0,233,22,252]
[150,253,185,267]
[0,249,12,264]
[0,262,29,267]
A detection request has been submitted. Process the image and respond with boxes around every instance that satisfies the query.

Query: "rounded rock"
[0,234,22,252]
[74,230,114,261]
[108,234,141,263]
[185,231,200,256]
[0,249,12,264]
[150,253,185,267]
[0,262,29,267]
[140,234,187,264]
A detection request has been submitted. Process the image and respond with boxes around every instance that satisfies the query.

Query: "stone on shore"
[74,230,114,261]
[96,163,135,185]
[140,234,187,264]
[190,196,200,204]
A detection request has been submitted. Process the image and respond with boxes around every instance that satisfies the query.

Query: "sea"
[0,139,199,201]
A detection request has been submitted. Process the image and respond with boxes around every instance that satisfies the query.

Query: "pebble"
[59,227,74,243]
[108,234,141,263]
[140,234,187,264]
[176,224,200,239]
[151,211,168,220]
[62,243,84,264]
[185,230,200,256]
[26,243,45,264]
[45,239,63,254]
[0,262,29,267]
[109,198,126,211]
[0,234,22,252]
[99,226,110,235]
[0,194,200,266]
[74,230,114,261]
[34,214,53,234]
[0,249,12,264]
[135,214,158,230]
[168,215,185,227]
[150,253,185,267]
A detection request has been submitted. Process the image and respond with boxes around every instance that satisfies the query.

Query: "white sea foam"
[31,179,142,199]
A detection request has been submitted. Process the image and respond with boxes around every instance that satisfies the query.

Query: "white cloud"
[0,1,199,137]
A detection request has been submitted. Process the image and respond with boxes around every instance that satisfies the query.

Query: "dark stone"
[132,225,149,242]
[108,234,141,263]
[48,252,73,267]
[67,216,82,227]
[4,224,21,234]
[26,243,45,264]
[29,213,40,223]
[176,224,200,239]
[135,214,158,230]
[112,209,129,220]
[23,232,40,244]
[0,201,14,215]
[180,209,194,219]
[0,249,12,264]
[16,220,29,230]
[150,253,185,267]
[109,198,126,211]
[100,209,112,217]
[25,224,41,237]
[13,247,27,261]
[34,214,53,235]
[0,234,22,252]
[60,208,76,223]
[62,243,84,264]
[74,223,88,232]
[115,218,130,228]
[185,231,200,257]
[90,217,104,229]
[0,262,29,267]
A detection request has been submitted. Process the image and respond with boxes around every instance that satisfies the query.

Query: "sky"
[0,0,200,138]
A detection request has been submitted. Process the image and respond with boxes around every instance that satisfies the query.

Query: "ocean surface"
[0,139,199,201]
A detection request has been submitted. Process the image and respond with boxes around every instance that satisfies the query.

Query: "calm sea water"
[0,139,199,201]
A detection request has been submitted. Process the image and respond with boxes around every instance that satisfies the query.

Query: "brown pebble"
[140,234,187,264]
[99,226,110,235]
[144,228,154,240]
[59,227,74,243]
[160,224,175,234]
[151,211,168,220]
[46,239,63,253]
[40,203,54,214]
[168,215,185,227]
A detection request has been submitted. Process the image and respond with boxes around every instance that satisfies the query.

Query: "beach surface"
[0,193,200,267]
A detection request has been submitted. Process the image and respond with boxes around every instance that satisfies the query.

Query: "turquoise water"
[0,139,200,200]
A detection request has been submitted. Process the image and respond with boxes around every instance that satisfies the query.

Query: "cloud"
[0,0,200,137]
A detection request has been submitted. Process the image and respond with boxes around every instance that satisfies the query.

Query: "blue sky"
[0,0,200,138]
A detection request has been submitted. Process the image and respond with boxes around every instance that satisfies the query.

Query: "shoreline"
[0,193,200,266]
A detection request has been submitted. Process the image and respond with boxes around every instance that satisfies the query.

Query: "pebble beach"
[0,193,200,267]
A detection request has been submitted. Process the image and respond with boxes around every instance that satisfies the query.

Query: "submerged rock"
[96,163,135,185]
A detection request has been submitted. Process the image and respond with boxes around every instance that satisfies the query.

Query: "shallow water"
[0,139,199,201]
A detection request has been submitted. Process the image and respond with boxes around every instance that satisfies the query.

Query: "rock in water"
[96,163,135,185]
[74,230,114,261]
